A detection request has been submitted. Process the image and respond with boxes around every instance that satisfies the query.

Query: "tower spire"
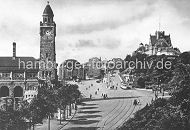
[159,16,161,31]
[39,2,57,81]
[42,1,54,23]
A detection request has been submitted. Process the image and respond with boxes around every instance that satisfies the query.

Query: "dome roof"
[43,3,54,16]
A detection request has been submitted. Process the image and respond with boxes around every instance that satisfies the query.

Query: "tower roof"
[43,2,54,16]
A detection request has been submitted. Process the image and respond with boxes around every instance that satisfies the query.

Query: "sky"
[0,0,190,65]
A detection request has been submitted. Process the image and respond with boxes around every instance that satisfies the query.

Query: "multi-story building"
[86,57,101,79]
[134,31,181,56]
[0,43,39,110]
[59,59,85,81]
[39,2,57,84]
[0,2,57,110]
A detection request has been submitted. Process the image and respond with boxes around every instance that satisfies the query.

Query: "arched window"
[14,86,23,97]
[49,72,51,77]
[42,71,44,78]
[44,17,47,23]
[0,86,9,97]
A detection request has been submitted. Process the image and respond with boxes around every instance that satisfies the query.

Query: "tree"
[57,84,69,124]
[0,102,29,130]
[65,84,80,116]
[25,83,58,130]
[118,55,190,130]
[137,77,145,88]
[56,83,81,124]
[179,52,190,64]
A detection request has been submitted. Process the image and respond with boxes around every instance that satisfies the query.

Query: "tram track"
[105,99,133,130]
[105,91,136,130]
[97,91,134,130]
[95,99,123,129]
[101,98,127,130]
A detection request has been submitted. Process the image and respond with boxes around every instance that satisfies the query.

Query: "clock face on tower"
[46,30,51,35]
[42,29,54,40]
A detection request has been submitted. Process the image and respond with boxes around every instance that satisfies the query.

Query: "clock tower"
[39,2,57,82]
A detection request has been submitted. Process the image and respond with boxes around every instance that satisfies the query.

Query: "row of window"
[0,73,10,79]
[0,73,37,80]
[25,86,37,91]
[26,73,37,79]
[42,71,51,78]
[13,73,24,80]
[25,94,37,98]
[43,17,52,23]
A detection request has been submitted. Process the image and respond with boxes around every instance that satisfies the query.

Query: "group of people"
[102,93,108,99]
[133,99,140,106]
[86,82,110,100]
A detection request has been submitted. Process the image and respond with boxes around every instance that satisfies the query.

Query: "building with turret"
[0,2,57,110]
[134,31,181,56]
[39,2,57,82]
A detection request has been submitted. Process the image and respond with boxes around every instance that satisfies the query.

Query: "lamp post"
[154,77,159,100]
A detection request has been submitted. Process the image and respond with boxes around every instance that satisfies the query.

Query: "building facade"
[59,59,85,81]
[0,2,57,110]
[39,2,57,83]
[86,57,101,79]
[0,43,39,110]
[134,31,181,56]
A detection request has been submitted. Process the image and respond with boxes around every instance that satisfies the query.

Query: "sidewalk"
[34,109,77,130]
[135,88,171,99]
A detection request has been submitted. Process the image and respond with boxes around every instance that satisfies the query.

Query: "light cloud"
[0,0,190,64]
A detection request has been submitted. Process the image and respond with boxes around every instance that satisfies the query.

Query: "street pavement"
[35,109,76,130]
[62,73,155,130]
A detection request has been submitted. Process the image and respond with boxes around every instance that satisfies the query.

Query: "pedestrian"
[138,99,140,105]
[106,94,108,98]
[90,94,92,99]
[133,99,137,105]
[102,93,103,97]
[98,88,99,91]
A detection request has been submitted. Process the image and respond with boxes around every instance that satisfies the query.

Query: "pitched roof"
[43,4,54,16]
[0,57,39,71]
[150,35,157,46]
[150,35,172,47]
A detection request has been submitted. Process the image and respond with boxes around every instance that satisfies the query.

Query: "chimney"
[13,42,16,59]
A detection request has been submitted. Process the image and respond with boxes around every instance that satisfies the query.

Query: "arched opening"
[14,86,23,97]
[0,86,9,97]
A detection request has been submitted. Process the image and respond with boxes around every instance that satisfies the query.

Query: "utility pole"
[48,115,50,130]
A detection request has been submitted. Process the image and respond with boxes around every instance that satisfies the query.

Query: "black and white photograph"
[0,0,190,130]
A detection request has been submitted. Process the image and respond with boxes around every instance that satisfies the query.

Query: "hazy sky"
[0,0,190,64]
